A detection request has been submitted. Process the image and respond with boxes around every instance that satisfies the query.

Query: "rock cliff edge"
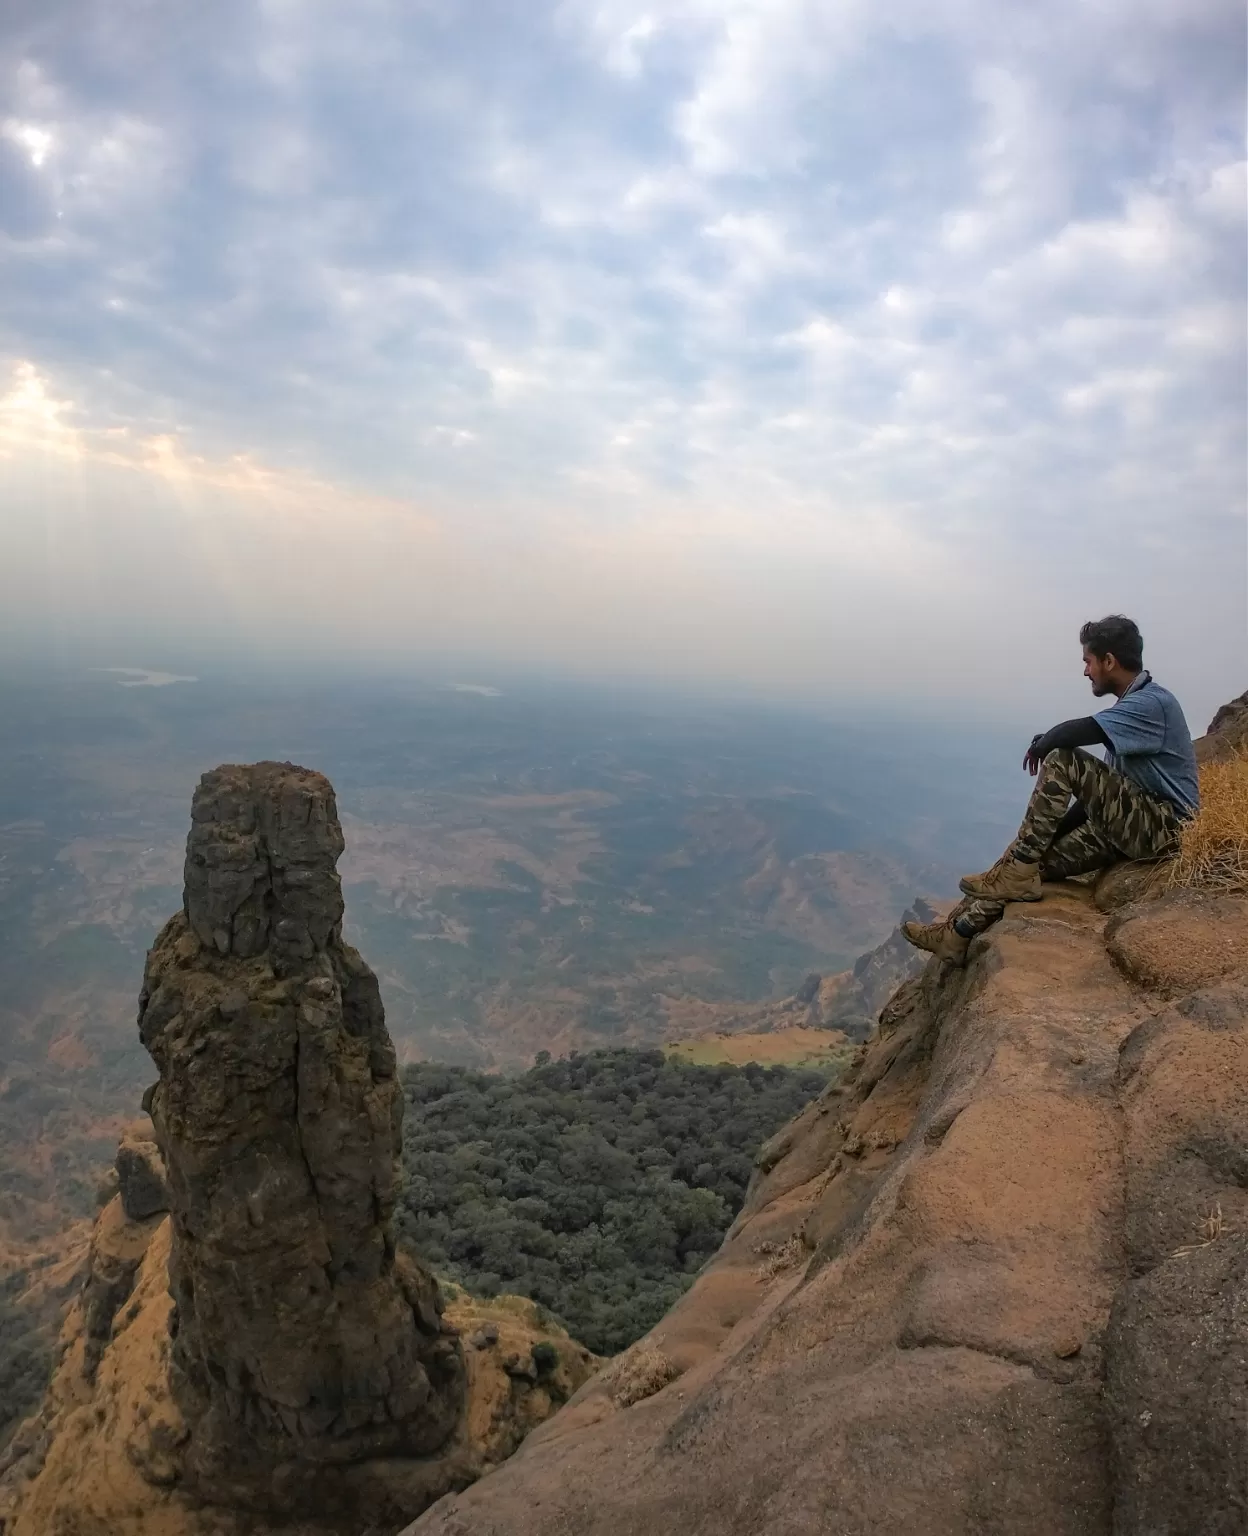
[409,710,1247,1536]
[3,713,1245,1536]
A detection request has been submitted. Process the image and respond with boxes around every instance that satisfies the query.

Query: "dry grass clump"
[1172,1201,1234,1259]
[607,1346,677,1408]
[754,1232,808,1281]
[1168,752,1248,894]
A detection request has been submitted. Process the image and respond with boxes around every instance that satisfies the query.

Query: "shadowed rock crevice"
[138,762,465,1516]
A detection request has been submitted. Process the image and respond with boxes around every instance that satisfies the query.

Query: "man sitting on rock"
[903,615,1200,966]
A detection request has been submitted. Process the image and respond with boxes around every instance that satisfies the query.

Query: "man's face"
[1083,646,1114,697]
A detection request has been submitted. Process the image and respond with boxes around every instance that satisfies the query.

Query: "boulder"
[138,762,464,1518]
[1105,891,1248,995]
[1108,972,1248,1533]
[114,1128,167,1222]
[1198,691,1248,764]
[405,884,1248,1536]
[1092,859,1170,913]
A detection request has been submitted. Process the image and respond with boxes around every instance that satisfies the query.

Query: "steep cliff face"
[409,710,1248,1535]
[817,895,939,1038]
[0,1187,595,1536]
[138,763,462,1513]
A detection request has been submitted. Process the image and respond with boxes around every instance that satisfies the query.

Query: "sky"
[1,0,1245,725]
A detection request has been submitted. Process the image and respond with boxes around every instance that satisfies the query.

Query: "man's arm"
[1024,716,1111,775]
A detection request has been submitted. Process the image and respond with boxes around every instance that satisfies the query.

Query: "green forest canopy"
[0,1268,53,1451]
[398,1048,832,1356]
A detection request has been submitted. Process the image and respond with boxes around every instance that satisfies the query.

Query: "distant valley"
[0,665,1019,1243]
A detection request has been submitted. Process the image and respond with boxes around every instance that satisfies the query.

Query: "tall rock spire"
[138,762,463,1515]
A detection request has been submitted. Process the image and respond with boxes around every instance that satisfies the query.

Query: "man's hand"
[1022,716,1110,775]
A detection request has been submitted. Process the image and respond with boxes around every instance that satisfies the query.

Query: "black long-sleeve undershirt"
[1031,715,1111,757]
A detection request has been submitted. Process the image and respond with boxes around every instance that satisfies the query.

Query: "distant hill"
[0,669,1016,1247]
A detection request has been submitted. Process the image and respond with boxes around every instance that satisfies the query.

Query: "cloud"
[0,0,1243,718]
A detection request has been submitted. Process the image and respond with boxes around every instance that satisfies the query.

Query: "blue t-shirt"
[1098,673,1200,815]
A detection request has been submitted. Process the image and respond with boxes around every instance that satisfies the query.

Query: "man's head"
[1080,615,1143,697]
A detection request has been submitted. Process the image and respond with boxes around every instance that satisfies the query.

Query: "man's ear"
[1102,652,1118,674]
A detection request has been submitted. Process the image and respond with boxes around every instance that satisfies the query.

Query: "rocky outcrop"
[1,1213,596,1536]
[115,1124,168,1222]
[817,896,938,1038]
[1200,691,1248,762]
[0,762,597,1536]
[135,763,464,1517]
[1106,891,1248,996]
[9,705,1248,1536]
[408,875,1247,1536]
[80,1192,164,1384]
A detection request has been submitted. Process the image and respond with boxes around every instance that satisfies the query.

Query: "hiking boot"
[901,918,970,966]
[958,853,1042,903]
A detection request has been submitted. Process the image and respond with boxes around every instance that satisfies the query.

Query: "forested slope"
[398,1049,832,1353]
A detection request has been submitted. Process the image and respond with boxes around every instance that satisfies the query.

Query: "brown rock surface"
[1,1213,596,1536]
[1199,690,1248,763]
[1105,891,1248,995]
[407,884,1248,1536]
[116,1121,169,1222]
[1091,858,1169,912]
[1107,966,1248,1532]
[136,763,464,1516]
[9,705,1248,1536]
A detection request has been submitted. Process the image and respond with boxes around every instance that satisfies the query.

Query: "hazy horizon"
[2,0,1244,717]
[1,621,1241,746]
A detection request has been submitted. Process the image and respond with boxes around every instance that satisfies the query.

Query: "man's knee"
[953,897,1004,937]
[1039,746,1102,794]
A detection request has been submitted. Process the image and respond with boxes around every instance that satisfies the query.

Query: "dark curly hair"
[1079,615,1143,673]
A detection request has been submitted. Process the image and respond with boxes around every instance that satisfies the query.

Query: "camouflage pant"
[954,748,1183,936]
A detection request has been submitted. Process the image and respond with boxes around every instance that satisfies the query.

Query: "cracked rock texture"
[139,762,464,1515]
